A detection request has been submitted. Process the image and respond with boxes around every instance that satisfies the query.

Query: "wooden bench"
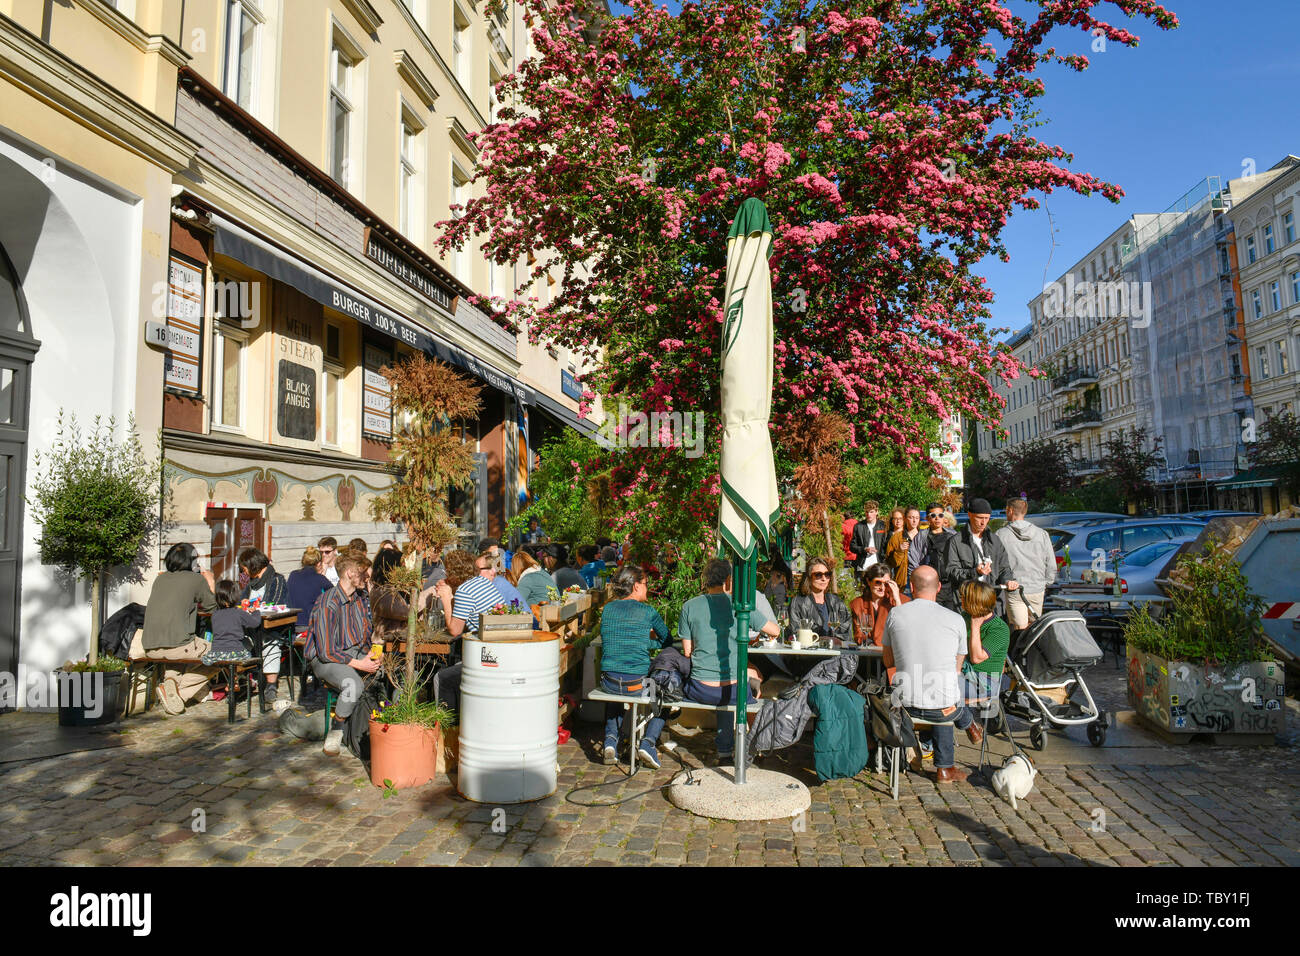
[587,688,766,776]
[124,655,205,716]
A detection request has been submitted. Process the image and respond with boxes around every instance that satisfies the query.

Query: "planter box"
[369,719,439,789]
[1126,645,1286,738]
[478,613,533,642]
[57,670,124,727]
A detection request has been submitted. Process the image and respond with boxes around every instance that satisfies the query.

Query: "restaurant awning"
[1215,465,1286,490]
[210,213,600,439]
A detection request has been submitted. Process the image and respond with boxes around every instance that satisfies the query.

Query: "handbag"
[862,677,918,751]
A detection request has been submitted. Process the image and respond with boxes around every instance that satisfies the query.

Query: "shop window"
[323,366,341,447]
[213,324,247,431]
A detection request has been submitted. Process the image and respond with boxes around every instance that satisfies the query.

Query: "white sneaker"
[323,728,343,755]
[158,678,184,716]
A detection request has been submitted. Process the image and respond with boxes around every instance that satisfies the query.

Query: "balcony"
[1073,458,1103,477]
[1051,365,1100,393]
[1053,408,1103,433]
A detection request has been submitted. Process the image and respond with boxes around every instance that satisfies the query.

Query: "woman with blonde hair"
[508,548,556,609]
[959,580,1010,712]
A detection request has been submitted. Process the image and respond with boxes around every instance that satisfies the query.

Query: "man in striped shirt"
[305,551,380,755]
[435,550,502,636]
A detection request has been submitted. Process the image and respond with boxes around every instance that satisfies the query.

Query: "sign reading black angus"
[364,228,456,312]
[277,359,317,441]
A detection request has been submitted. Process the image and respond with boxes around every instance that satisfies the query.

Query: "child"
[201,579,263,665]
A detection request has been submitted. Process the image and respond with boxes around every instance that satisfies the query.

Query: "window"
[223,0,262,112]
[325,323,341,363]
[1246,235,1256,264]
[451,163,471,281]
[1286,212,1296,245]
[1252,289,1262,319]
[453,3,471,90]
[1264,224,1275,255]
[1271,281,1282,313]
[1292,271,1300,305]
[213,325,245,430]
[322,367,341,447]
[1257,346,1270,379]
[1261,404,1272,420]
[1277,340,1290,376]
[1230,353,1241,379]
[329,40,355,187]
[399,112,424,241]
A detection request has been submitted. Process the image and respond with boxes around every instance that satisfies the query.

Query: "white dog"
[990,753,1037,810]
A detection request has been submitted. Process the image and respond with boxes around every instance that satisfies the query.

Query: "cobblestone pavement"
[1,665,1298,867]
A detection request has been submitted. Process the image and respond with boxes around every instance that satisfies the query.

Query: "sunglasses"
[810,571,830,579]
[927,514,943,520]
[476,565,493,573]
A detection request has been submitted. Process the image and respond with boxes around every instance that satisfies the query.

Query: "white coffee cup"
[796,628,814,648]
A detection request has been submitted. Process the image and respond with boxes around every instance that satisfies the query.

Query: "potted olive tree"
[1124,540,1285,740]
[368,355,481,788]
[26,413,164,725]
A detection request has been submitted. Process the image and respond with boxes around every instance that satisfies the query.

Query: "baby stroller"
[1000,609,1107,750]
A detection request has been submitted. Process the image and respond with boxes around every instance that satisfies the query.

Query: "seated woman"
[508,549,556,610]
[850,563,907,681]
[370,548,438,648]
[599,565,672,769]
[138,542,221,715]
[789,558,852,645]
[959,580,1011,720]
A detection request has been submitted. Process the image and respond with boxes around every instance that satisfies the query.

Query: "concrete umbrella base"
[668,766,811,821]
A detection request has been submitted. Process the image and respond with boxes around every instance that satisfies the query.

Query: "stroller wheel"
[1030,723,1046,751]
[1087,718,1107,747]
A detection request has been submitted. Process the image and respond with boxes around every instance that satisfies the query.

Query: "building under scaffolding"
[1121,177,1253,512]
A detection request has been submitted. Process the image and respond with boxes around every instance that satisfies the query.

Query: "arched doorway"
[0,242,38,685]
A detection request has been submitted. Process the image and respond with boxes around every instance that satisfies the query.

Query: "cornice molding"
[394,49,439,110]
[76,0,190,68]
[339,0,384,36]
[0,14,197,173]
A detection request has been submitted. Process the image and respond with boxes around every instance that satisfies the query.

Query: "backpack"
[862,677,918,751]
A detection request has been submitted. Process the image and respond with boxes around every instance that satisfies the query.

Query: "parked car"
[1077,535,1197,597]
[1024,511,1126,528]
[1048,519,1208,584]
[1177,510,1262,520]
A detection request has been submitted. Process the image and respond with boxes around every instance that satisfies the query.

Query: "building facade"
[0,0,599,685]
[975,324,1038,462]
[1029,222,1141,479]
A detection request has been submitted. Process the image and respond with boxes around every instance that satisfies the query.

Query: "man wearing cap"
[936,498,1019,613]
[542,544,586,592]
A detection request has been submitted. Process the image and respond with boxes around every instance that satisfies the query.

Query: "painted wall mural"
[165,457,392,525]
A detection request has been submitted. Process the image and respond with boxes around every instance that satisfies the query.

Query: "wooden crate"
[478,613,534,642]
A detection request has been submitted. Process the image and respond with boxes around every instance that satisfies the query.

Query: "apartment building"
[974,325,1040,461]
[0,0,599,681]
[1028,221,1141,478]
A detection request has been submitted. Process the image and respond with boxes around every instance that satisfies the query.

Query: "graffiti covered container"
[1127,646,1285,740]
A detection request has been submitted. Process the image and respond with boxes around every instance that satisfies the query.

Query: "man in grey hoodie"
[994,498,1058,632]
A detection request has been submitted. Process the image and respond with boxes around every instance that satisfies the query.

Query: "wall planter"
[368,719,439,789]
[1126,645,1285,740]
[57,669,125,727]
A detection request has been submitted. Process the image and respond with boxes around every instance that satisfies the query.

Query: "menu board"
[930,416,964,488]
[164,256,203,392]
[277,359,317,441]
[363,343,393,439]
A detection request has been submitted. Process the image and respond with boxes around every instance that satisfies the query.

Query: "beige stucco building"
[0,0,599,684]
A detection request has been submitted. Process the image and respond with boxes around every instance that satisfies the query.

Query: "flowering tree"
[440,0,1177,546]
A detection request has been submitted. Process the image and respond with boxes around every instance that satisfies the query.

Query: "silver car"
[1048,519,1207,585]
[1077,535,1197,598]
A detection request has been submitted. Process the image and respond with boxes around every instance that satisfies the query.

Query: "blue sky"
[978,0,1300,339]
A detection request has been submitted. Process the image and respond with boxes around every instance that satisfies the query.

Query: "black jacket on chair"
[789,593,853,643]
[936,526,1013,611]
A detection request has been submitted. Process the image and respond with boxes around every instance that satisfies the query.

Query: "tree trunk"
[823,509,837,594]
[406,584,419,689]
[88,570,103,666]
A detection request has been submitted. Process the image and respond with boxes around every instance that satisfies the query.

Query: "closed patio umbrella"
[718,197,780,784]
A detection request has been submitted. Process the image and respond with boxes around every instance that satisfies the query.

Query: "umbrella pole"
[732,551,757,785]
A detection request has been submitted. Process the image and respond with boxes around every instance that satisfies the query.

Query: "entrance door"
[205,505,265,583]
[0,244,36,696]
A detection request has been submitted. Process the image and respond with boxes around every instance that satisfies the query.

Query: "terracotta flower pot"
[368,719,439,790]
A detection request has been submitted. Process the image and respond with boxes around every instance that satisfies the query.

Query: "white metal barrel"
[458,633,559,804]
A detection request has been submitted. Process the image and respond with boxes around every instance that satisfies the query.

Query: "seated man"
[435,550,500,637]
[303,551,381,755]
[881,566,982,784]
[681,558,779,762]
